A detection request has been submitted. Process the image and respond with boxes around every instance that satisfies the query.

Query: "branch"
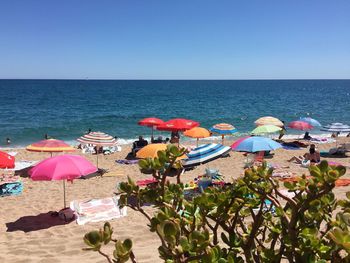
[97,249,113,263]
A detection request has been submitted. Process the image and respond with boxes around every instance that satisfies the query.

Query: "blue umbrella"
[299,117,321,127]
[183,143,231,167]
[232,136,282,153]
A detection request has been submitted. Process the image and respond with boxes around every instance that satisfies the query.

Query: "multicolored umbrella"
[0,151,15,169]
[209,123,238,144]
[26,139,75,157]
[251,125,281,135]
[157,118,199,132]
[232,136,282,153]
[183,143,231,167]
[254,116,284,127]
[183,127,211,146]
[138,117,164,137]
[77,131,117,168]
[300,117,321,127]
[288,121,313,131]
[230,136,251,150]
[29,155,97,208]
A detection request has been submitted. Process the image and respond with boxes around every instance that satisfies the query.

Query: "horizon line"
[0,78,350,81]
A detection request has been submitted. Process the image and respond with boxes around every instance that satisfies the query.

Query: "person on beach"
[6,137,11,145]
[170,131,180,143]
[303,132,312,140]
[132,136,148,156]
[44,134,49,139]
[86,128,92,134]
[288,144,320,165]
[278,121,286,140]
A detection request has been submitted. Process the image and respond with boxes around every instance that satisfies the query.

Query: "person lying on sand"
[288,144,320,165]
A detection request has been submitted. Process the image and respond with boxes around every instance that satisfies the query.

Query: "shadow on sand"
[6,212,73,233]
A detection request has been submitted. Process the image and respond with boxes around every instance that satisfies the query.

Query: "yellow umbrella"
[26,139,75,157]
[136,144,186,160]
[254,116,283,127]
[184,127,211,146]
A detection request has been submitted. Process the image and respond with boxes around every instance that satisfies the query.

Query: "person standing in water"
[278,121,287,140]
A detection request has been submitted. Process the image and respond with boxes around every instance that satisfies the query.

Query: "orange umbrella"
[184,127,211,146]
[26,139,75,157]
[136,144,186,160]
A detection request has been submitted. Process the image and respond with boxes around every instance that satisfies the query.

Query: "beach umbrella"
[300,117,321,127]
[254,116,284,127]
[183,127,211,146]
[136,144,186,160]
[321,123,350,133]
[26,139,75,157]
[230,136,251,149]
[77,131,116,168]
[183,143,231,168]
[157,118,199,132]
[209,123,238,144]
[288,121,313,131]
[251,125,281,135]
[138,117,164,137]
[232,136,282,153]
[0,151,15,169]
[29,155,97,208]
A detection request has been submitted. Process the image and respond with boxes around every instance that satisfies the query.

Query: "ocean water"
[0,79,349,147]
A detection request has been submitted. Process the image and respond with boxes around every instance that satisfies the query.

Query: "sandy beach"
[1,137,350,263]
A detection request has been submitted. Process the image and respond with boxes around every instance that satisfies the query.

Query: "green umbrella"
[251,125,281,135]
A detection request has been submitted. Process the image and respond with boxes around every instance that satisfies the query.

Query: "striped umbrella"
[209,123,238,144]
[183,127,211,146]
[77,131,116,168]
[254,116,284,127]
[26,139,75,157]
[321,123,350,133]
[183,143,231,168]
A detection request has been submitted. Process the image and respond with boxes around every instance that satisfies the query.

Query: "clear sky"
[0,0,349,79]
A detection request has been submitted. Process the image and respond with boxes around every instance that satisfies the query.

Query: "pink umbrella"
[288,121,313,131]
[29,155,97,208]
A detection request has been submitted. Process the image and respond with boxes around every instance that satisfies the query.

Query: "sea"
[0,79,349,148]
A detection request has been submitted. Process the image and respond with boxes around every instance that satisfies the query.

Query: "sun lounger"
[70,196,127,225]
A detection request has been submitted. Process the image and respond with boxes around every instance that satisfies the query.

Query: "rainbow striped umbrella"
[209,123,238,144]
[77,131,116,168]
[26,139,75,157]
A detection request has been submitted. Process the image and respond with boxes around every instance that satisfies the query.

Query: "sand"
[1,138,350,263]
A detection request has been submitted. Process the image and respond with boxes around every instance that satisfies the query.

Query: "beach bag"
[301,160,310,168]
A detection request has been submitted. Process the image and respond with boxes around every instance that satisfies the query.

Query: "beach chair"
[254,151,265,163]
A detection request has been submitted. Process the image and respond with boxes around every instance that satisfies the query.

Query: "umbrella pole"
[50,152,53,158]
[63,180,66,208]
[222,135,224,145]
[96,153,99,169]
[197,138,199,147]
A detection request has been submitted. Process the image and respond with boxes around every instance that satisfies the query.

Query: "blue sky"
[0,0,349,79]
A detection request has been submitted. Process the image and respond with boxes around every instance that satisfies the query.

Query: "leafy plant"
[84,145,350,262]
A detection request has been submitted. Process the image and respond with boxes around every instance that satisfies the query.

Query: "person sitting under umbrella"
[288,144,320,165]
[303,132,312,140]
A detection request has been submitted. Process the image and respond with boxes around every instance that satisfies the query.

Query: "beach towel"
[282,145,301,150]
[70,196,127,225]
[136,178,158,186]
[0,175,23,197]
[116,159,139,165]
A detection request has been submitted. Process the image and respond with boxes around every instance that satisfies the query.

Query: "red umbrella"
[138,117,164,127]
[288,121,313,131]
[157,118,199,132]
[0,151,15,169]
[138,117,164,138]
